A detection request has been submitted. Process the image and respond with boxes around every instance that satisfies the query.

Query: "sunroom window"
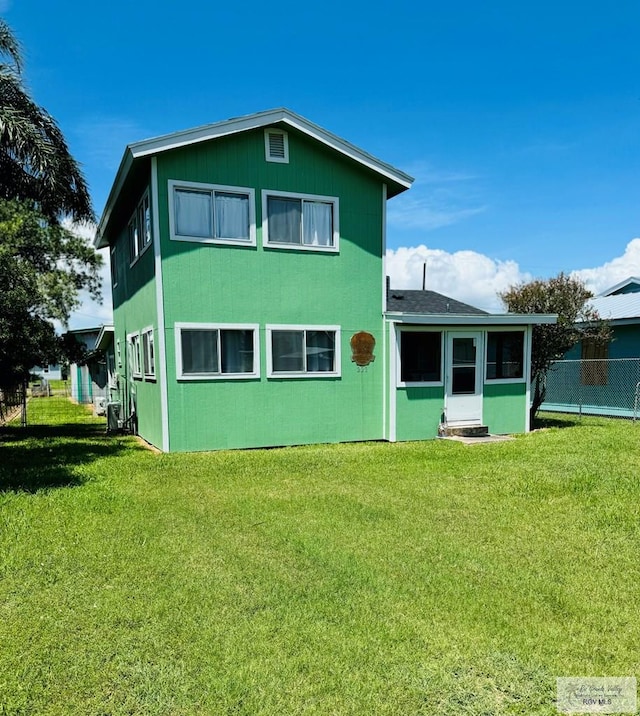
[486,331,524,380]
[399,331,442,384]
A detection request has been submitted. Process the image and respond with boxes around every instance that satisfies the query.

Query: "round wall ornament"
[350,331,376,367]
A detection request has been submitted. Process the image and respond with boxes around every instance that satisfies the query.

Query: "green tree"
[0,200,102,390]
[0,19,93,222]
[500,273,610,423]
[0,20,102,404]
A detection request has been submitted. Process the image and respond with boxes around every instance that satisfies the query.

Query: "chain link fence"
[0,386,26,426]
[1,380,110,427]
[541,358,640,419]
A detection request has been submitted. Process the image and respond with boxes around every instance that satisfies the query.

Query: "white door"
[446,332,483,425]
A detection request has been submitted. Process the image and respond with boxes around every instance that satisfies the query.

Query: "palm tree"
[0,19,94,222]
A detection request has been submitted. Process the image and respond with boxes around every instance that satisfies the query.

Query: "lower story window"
[486,331,524,380]
[176,324,258,379]
[399,331,442,383]
[268,326,340,377]
[127,332,141,379]
[142,327,155,379]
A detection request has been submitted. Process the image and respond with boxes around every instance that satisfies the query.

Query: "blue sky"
[4,0,640,323]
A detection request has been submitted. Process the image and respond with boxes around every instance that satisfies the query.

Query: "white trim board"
[386,313,557,326]
[151,157,170,452]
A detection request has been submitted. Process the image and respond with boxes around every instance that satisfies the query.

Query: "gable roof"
[587,293,640,322]
[386,289,488,315]
[599,277,640,296]
[95,108,414,248]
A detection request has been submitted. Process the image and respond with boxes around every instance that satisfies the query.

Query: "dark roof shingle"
[386,289,487,315]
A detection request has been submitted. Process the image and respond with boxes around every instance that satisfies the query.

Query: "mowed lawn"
[1,399,639,715]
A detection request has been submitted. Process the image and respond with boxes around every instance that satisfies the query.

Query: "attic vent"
[265,129,289,163]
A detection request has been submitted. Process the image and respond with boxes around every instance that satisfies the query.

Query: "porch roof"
[385,288,556,325]
[386,289,487,315]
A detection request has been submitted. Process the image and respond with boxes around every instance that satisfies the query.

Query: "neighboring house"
[32,364,63,381]
[542,277,640,417]
[68,326,115,409]
[95,108,554,452]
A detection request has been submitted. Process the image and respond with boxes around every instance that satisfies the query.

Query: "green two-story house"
[96,108,554,452]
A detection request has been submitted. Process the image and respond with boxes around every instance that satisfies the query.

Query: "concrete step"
[441,425,489,438]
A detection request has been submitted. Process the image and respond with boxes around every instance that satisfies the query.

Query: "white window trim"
[141,326,155,381]
[129,189,152,267]
[261,190,339,253]
[266,324,341,378]
[110,245,118,288]
[127,331,142,379]
[168,180,257,247]
[264,128,289,163]
[484,327,527,384]
[396,326,444,388]
[175,322,260,380]
[116,339,122,369]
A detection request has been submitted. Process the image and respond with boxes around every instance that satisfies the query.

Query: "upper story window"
[264,128,289,163]
[398,330,443,386]
[129,191,152,264]
[486,331,525,381]
[168,180,256,247]
[262,190,339,252]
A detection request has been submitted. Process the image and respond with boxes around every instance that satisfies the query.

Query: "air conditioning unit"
[106,402,122,433]
[94,396,107,416]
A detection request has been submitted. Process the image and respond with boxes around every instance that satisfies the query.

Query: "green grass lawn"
[1,398,639,715]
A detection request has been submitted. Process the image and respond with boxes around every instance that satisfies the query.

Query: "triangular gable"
[600,277,640,296]
[96,108,413,247]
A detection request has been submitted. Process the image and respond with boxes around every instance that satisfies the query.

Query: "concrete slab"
[437,434,515,445]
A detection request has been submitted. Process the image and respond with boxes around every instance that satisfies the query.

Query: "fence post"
[20,379,27,427]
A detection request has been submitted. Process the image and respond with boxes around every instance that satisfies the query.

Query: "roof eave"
[95,324,115,352]
[599,276,640,297]
[127,108,413,190]
[95,149,134,248]
[385,312,558,326]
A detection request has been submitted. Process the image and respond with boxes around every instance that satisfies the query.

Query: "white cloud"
[386,244,531,313]
[571,238,640,295]
[386,238,640,314]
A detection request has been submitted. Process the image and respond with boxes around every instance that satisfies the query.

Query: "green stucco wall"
[154,127,385,451]
[395,386,444,441]
[111,190,163,450]
[482,382,527,434]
